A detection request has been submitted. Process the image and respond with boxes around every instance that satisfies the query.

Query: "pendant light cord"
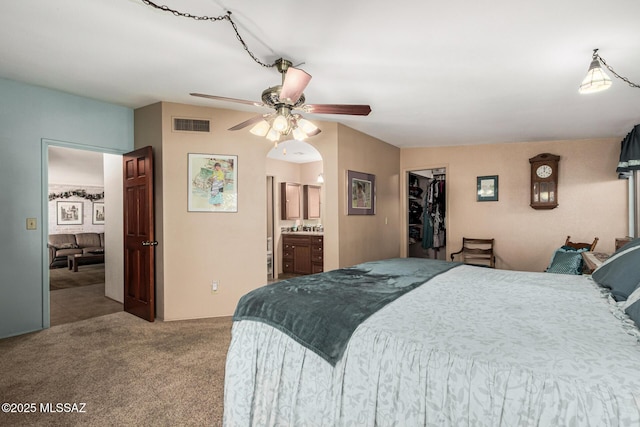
[141,0,276,69]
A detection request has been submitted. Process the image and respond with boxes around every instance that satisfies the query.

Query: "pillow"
[624,291,640,329]
[622,285,640,311]
[57,243,79,249]
[592,238,640,301]
[546,249,585,275]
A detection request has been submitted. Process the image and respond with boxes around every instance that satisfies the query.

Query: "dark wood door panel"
[123,146,155,322]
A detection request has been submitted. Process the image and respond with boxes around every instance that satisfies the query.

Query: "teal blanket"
[233,258,460,365]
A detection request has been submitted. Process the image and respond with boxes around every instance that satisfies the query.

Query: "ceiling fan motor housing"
[261,86,306,109]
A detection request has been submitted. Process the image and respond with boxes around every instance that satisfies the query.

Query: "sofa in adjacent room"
[48,232,105,267]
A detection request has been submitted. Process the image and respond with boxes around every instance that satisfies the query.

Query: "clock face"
[536,164,553,178]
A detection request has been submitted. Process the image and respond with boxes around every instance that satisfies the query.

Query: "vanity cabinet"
[282,234,323,275]
[303,185,321,219]
[281,182,301,220]
[310,235,324,273]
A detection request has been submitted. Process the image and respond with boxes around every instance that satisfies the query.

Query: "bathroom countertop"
[281,231,324,236]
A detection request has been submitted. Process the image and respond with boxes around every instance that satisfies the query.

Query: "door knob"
[142,241,158,246]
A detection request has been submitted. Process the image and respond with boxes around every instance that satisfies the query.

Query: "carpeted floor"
[49,264,121,326]
[50,283,122,326]
[0,312,232,426]
[50,263,105,291]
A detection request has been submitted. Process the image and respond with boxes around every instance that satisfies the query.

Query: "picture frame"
[56,201,83,225]
[477,175,499,202]
[188,153,238,212]
[92,202,105,224]
[347,170,376,215]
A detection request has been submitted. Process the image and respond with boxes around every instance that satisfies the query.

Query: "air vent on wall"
[173,118,210,132]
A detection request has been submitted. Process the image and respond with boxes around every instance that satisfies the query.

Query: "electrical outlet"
[211,280,218,294]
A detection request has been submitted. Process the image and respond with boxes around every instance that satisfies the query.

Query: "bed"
[224,240,640,426]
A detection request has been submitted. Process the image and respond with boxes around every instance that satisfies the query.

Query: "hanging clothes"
[422,175,446,249]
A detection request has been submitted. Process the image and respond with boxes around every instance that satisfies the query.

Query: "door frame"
[41,138,128,328]
[400,164,449,259]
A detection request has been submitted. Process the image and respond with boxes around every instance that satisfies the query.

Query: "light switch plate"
[26,218,37,230]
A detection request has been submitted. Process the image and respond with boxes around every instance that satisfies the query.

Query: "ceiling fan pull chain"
[140,0,275,69]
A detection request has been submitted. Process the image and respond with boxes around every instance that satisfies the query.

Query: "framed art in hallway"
[56,201,83,225]
[92,202,105,224]
[188,153,238,212]
[347,170,375,215]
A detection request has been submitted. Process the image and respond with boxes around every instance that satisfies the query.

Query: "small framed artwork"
[92,202,105,224]
[57,201,83,225]
[347,170,376,215]
[188,153,238,212]
[477,175,499,202]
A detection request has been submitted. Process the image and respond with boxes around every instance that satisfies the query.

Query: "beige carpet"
[0,312,232,426]
[50,263,105,291]
[50,283,122,326]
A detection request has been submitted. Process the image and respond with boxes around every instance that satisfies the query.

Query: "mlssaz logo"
[40,402,87,413]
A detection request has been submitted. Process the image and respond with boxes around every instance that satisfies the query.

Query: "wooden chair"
[450,238,495,268]
[564,236,598,252]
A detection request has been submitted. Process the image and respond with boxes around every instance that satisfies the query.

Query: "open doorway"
[47,144,123,326]
[266,139,323,283]
[407,168,447,260]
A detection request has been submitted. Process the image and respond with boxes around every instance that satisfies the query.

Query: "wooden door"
[123,146,155,322]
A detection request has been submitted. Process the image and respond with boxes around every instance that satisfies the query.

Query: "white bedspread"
[224,265,640,426]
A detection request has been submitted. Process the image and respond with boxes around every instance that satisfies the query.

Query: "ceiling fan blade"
[190,93,264,108]
[279,67,312,104]
[303,104,372,116]
[228,114,268,131]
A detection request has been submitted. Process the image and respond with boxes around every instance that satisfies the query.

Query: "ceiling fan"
[191,58,371,142]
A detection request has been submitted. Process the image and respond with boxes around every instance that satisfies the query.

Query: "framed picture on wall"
[56,201,83,225]
[188,153,238,212]
[477,175,499,201]
[92,202,105,224]
[347,170,376,215]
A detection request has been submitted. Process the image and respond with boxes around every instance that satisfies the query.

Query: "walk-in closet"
[407,169,446,259]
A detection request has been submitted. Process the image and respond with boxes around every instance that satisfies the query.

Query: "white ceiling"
[2,0,640,149]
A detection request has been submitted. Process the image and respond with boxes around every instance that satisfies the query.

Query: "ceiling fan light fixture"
[272,113,289,133]
[297,118,318,135]
[579,58,612,94]
[266,128,280,142]
[249,120,271,136]
[292,126,308,141]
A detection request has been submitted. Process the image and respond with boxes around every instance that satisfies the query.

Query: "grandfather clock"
[529,153,560,210]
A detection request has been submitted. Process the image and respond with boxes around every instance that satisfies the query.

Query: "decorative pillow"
[625,297,640,329]
[592,238,640,301]
[546,249,585,275]
[57,243,79,249]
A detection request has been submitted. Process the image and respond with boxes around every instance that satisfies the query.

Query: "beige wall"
[401,138,628,272]
[337,124,402,267]
[134,103,166,318]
